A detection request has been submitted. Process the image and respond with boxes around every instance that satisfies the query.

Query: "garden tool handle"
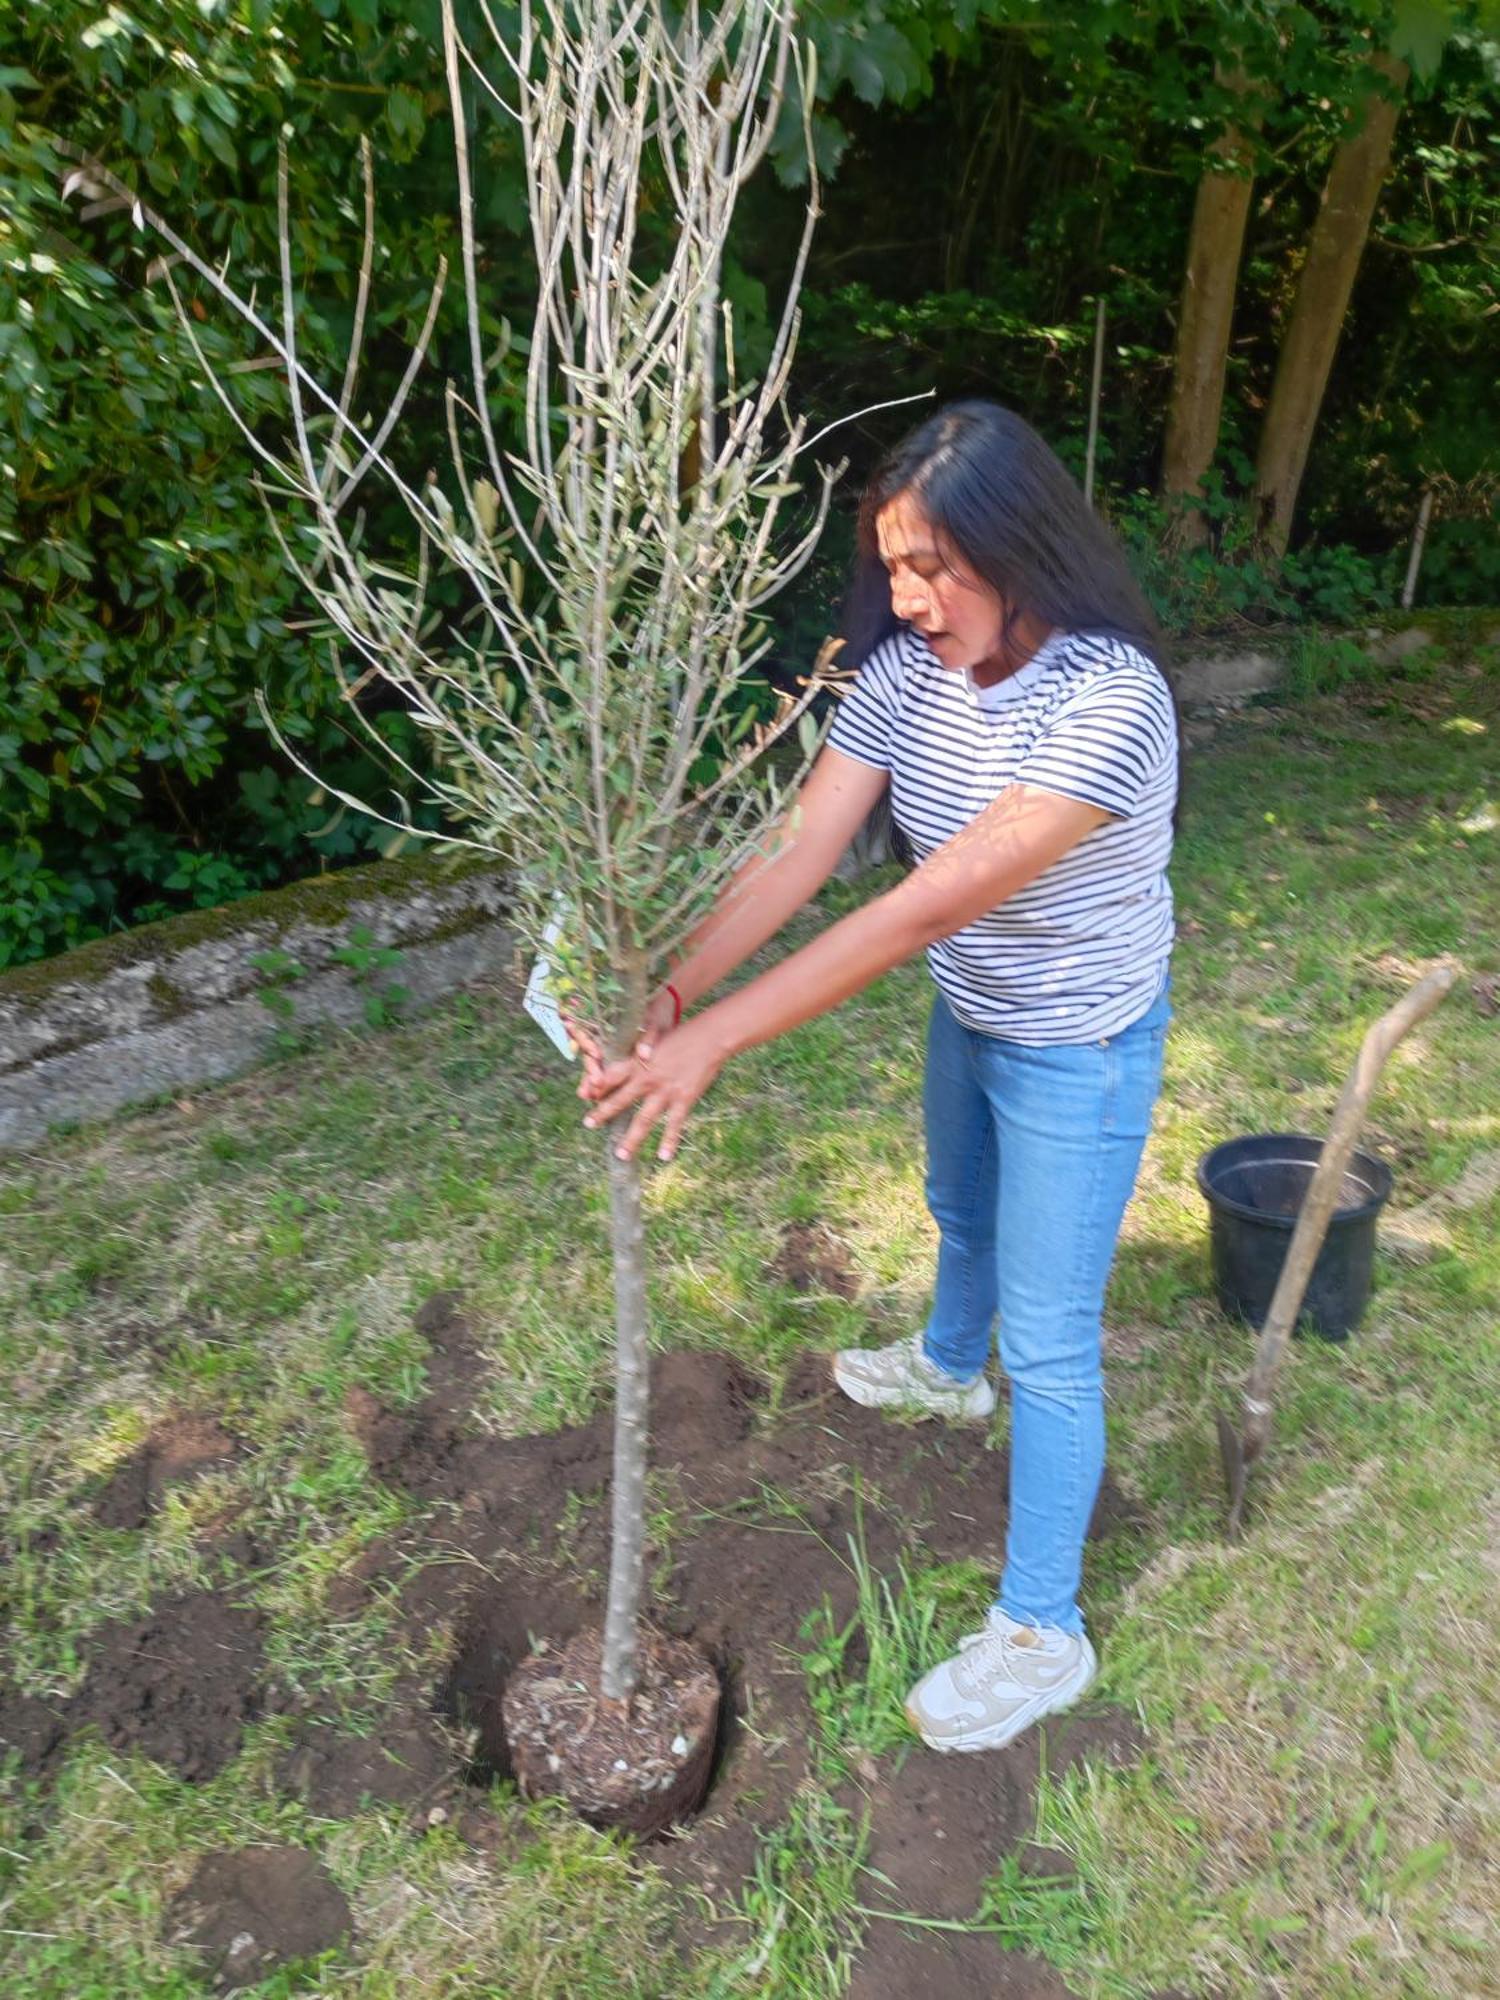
[1241,965,1456,1448]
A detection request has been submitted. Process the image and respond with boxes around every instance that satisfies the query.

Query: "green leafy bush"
[0,0,941,969]
[1417,504,1500,606]
[0,3,493,966]
[1114,472,1390,638]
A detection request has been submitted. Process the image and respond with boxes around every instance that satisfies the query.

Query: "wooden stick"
[1239,965,1455,1466]
[1401,488,1435,610]
[1084,298,1105,508]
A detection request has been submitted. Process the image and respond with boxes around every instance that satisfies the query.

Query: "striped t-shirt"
[827,625,1177,1044]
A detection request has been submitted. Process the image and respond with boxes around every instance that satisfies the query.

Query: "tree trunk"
[601,1136,650,1701]
[599,943,652,1705]
[1160,76,1263,547]
[1252,51,1409,555]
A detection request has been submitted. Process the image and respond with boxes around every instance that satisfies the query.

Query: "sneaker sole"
[905,1658,1097,1754]
[831,1357,996,1422]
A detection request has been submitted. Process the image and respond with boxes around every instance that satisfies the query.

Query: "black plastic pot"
[1195,1133,1394,1343]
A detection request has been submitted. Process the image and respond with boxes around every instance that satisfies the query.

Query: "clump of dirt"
[0,1689,67,1783]
[842,1711,1145,1925]
[768,1220,860,1298]
[276,1703,454,1820]
[93,1413,240,1530]
[669,1347,1010,1563]
[847,1923,1081,2000]
[346,1290,615,1537]
[0,1595,268,1797]
[165,1844,352,1990]
[1015,1842,1078,1883]
[1002,1707,1148,1794]
[70,1593,265,1783]
[343,1288,492,1488]
[843,1750,1036,1920]
[356,1348,765,1585]
[651,1348,764,1462]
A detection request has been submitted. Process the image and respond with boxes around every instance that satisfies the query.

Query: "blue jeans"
[921,980,1170,1635]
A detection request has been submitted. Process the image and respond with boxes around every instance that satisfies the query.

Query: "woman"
[579,401,1177,1755]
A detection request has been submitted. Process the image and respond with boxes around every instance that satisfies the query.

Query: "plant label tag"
[524,910,576,1062]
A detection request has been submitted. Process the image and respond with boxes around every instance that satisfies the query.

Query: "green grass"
[2,640,1498,1996]
[800,1531,989,1763]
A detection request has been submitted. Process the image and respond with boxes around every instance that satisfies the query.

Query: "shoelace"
[951,1621,1062,1699]
[870,1334,927,1382]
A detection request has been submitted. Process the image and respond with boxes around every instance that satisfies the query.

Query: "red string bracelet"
[666,983,683,1028]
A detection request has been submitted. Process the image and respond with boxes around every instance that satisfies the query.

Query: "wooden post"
[1084,297,1105,508]
[1401,488,1434,610]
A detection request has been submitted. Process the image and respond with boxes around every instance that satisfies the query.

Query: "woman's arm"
[666,746,891,1010]
[585,782,1110,1159]
[708,782,1109,1050]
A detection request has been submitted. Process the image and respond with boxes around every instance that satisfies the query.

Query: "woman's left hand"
[581,1016,728,1162]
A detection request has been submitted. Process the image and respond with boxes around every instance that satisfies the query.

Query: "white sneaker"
[832,1333,996,1421]
[904,1608,1097,1753]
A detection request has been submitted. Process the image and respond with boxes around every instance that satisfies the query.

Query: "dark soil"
[398,1310,1145,1923]
[165,1844,352,1990]
[844,1751,1037,1921]
[1014,1842,1080,1884]
[92,1413,240,1530]
[275,1701,453,1819]
[440,1570,594,1781]
[846,1922,1082,2000]
[0,1688,67,1782]
[70,1592,265,1783]
[7,1289,1153,1985]
[843,1712,1145,1924]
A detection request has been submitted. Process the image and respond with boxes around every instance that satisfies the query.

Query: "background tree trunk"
[1252,50,1409,554]
[1160,74,1263,547]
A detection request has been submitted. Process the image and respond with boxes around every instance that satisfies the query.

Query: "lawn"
[2,635,1497,1998]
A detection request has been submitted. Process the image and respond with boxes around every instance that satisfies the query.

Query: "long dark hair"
[842,401,1165,674]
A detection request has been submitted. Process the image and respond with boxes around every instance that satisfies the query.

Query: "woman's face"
[874,489,1005,674]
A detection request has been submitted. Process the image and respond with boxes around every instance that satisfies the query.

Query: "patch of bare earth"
[164,1844,352,1990]
[0,1688,67,1783]
[768,1219,861,1298]
[844,1714,1143,1924]
[92,1412,240,1529]
[831,1717,1143,1994]
[1,1593,267,1794]
[8,1290,1151,1983]
[362,1299,1147,1925]
[71,1593,266,1783]
[847,1923,1080,2000]
[275,1704,453,1820]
